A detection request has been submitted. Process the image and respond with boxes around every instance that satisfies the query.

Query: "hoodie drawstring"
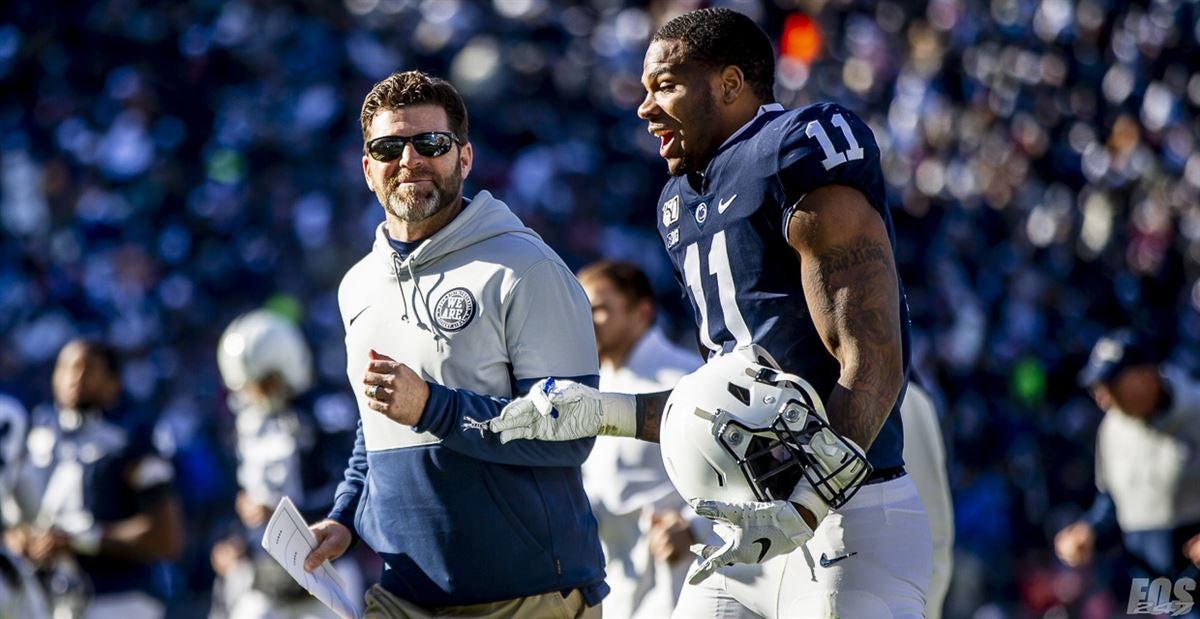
[407,263,448,353]
[391,253,411,322]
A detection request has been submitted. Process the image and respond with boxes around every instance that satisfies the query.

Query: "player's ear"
[635,298,655,329]
[458,141,473,180]
[362,153,375,192]
[719,65,745,104]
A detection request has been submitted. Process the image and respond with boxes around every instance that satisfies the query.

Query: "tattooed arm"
[786,184,904,449]
[634,391,671,443]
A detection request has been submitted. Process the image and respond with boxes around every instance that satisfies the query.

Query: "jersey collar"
[719,103,785,150]
[689,103,785,191]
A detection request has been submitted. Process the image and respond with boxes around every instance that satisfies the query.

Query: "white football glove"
[488,378,636,443]
[687,499,817,585]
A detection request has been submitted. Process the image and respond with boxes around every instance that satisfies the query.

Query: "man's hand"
[363,349,429,426]
[304,520,351,572]
[26,528,71,565]
[687,499,815,585]
[235,491,272,529]
[210,536,247,577]
[1183,533,1200,567]
[1054,521,1096,567]
[488,379,635,443]
[649,509,694,564]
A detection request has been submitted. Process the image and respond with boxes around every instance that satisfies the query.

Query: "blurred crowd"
[2,0,1199,616]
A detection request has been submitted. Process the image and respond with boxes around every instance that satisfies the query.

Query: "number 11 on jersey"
[683,231,753,353]
[806,113,864,171]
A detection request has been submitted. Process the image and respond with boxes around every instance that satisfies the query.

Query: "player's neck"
[689,106,762,179]
[602,327,649,370]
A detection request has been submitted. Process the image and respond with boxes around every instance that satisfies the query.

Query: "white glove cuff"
[598,393,637,437]
[788,481,830,525]
[70,526,102,556]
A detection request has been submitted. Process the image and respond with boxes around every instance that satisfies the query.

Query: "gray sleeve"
[504,259,599,381]
[1158,366,1200,429]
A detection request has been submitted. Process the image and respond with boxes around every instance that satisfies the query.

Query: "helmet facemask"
[708,375,873,509]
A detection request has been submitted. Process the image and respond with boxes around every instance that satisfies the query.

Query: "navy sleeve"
[413,375,598,467]
[777,103,884,215]
[1084,492,1121,544]
[296,417,357,522]
[326,419,367,544]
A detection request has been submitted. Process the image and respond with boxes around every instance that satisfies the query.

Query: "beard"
[379,159,463,223]
[667,94,719,177]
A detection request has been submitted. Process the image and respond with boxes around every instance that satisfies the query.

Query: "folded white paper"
[261,496,358,619]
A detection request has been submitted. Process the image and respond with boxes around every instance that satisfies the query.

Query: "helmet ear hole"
[706,461,727,488]
[727,383,751,406]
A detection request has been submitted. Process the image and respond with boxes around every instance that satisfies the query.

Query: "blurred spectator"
[576,260,705,618]
[210,310,359,619]
[1055,329,1200,592]
[4,339,183,618]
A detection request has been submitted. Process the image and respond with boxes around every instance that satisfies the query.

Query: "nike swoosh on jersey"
[348,305,371,326]
[819,551,858,568]
[717,194,737,213]
[752,538,772,563]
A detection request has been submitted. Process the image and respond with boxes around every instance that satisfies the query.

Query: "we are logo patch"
[434,288,476,332]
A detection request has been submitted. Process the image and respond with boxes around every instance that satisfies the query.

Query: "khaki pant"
[364,584,602,619]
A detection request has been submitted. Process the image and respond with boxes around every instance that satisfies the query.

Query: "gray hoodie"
[329,190,607,607]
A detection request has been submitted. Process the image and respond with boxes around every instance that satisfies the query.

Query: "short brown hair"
[578,260,656,308]
[360,71,469,143]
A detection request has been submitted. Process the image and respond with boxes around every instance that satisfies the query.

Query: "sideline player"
[492,8,932,618]
[577,260,704,618]
[210,310,361,618]
[900,381,954,619]
[7,339,183,618]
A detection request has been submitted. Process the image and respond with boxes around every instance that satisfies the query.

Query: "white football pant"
[673,475,933,619]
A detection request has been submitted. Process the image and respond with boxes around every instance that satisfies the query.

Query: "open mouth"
[657,130,677,158]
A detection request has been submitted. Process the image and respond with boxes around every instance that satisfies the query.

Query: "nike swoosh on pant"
[819,551,858,568]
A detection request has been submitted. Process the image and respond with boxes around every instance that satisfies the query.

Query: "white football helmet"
[660,347,872,508]
[218,310,313,395]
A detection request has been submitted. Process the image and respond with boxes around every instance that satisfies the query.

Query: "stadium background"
[3,0,1200,616]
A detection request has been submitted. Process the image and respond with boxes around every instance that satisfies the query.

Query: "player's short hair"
[653,8,776,102]
[360,70,469,144]
[69,338,122,377]
[578,260,656,308]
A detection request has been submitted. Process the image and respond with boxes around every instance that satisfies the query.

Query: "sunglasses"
[367,132,463,161]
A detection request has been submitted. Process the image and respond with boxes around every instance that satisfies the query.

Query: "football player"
[210,310,361,618]
[0,394,51,618]
[492,8,932,618]
[7,340,183,618]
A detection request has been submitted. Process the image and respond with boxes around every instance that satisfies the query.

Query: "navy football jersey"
[654,102,910,470]
[21,407,175,596]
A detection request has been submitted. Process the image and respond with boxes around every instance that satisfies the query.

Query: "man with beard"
[302,71,606,618]
[491,8,932,618]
